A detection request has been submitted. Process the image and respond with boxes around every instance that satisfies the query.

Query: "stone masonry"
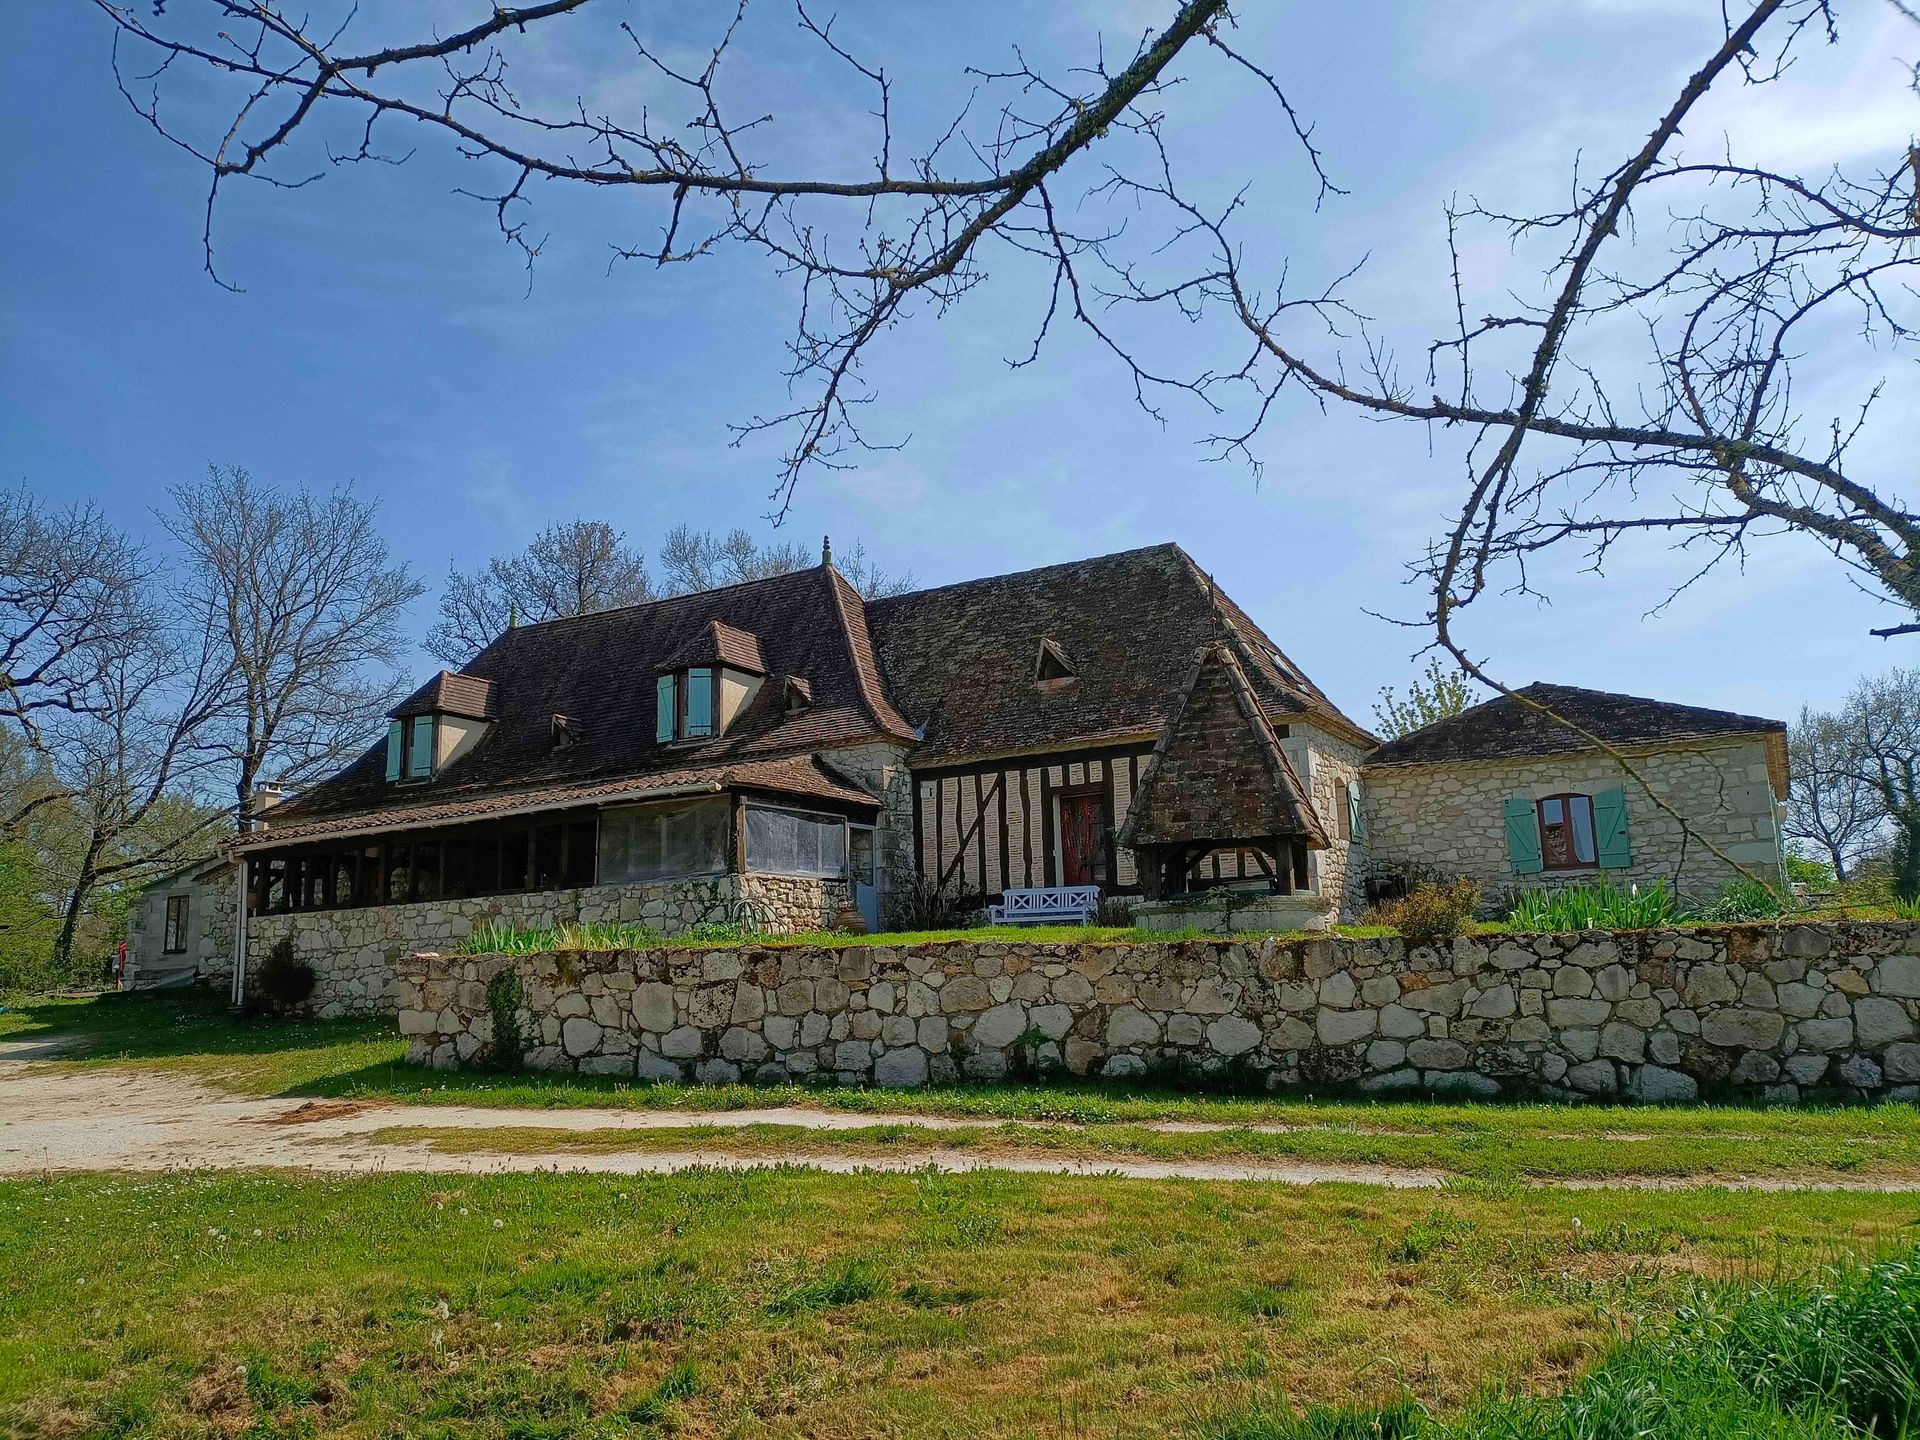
[254,872,845,1019]
[402,918,1920,1103]
[1363,738,1786,903]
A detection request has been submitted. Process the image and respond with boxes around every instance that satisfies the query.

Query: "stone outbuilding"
[1360,683,1789,904]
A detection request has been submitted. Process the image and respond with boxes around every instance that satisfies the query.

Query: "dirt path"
[3,1050,1918,1191]
[0,1053,1444,1185]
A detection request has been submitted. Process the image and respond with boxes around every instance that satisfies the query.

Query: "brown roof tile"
[232,754,877,850]
[391,671,499,720]
[1368,682,1786,768]
[866,543,1371,764]
[1120,643,1329,850]
[272,565,912,832]
[656,619,768,674]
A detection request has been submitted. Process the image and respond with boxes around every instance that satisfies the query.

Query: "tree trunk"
[52,830,105,974]
[1898,818,1920,903]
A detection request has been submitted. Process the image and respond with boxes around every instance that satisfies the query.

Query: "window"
[745,804,847,878]
[386,715,436,781]
[1034,638,1076,684]
[163,894,189,953]
[599,797,730,883]
[655,669,716,742]
[1537,793,1598,870]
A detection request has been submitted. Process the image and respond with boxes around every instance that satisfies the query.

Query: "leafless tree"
[427,519,654,665]
[1786,704,1888,880]
[38,596,233,968]
[90,0,1236,519]
[1837,668,1920,898]
[657,526,912,600]
[168,465,423,830]
[92,1,1920,868]
[0,485,145,759]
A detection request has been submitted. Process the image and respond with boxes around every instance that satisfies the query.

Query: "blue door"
[851,825,879,931]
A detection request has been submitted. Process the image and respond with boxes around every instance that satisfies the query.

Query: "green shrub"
[1504,879,1677,932]
[1374,879,1481,950]
[1784,854,1836,888]
[1690,876,1791,924]
[484,966,526,1072]
[252,937,315,1014]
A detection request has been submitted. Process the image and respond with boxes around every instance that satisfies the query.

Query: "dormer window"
[385,715,437,781]
[1035,638,1077,685]
[656,668,715,743]
[783,676,814,713]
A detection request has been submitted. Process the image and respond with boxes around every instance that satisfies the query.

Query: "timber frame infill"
[911,740,1156,900]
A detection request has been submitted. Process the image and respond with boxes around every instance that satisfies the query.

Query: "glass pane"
[1541,797,1564,825]
[1569,795,1597,865]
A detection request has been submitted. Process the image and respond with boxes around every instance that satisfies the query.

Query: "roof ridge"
[823,565,916,740]
[868,542,1189,606]
[501,565,820,635]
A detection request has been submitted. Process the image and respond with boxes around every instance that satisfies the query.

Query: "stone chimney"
[251,782,290,831]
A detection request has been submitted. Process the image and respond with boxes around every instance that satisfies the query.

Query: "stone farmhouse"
[126,543,1792,1008]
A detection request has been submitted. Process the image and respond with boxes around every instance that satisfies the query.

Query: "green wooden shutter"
[685,668,713,737]
[1346,780,1365,843]
[655,674,676,742]
[1594,786,1631,868]
[385,720,404,781]
[409,717,435,777]
[1503,795,1542,874]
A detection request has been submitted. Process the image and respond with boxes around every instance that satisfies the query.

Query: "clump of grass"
[456,920,663,954]
[1195,1246,1920,1439]
[1690,876,1792,924]
[1504,879,1677,932]
[766,1256,883,1314]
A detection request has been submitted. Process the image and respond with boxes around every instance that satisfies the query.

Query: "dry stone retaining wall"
[401,919,1920,1102]
[253,872,845,1019]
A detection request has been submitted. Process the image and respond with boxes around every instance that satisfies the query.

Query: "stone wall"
[126,866,236,988]
[1291,723,1369,920]
[252,872,846,1019]
[1363,739,1786,904]
[400,919,1920,1103]
[819,740,915,925]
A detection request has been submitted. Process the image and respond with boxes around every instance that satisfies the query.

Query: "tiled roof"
[1120,642,1330,850]
[1368,683,1786,768]
[271,565,914,832]
[657,619,768,674]
[865,543,1372,764]
[390,671,499,720]
[232,755,878,851]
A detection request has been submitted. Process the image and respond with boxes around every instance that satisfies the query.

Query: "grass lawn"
[4,1167,1918,1439]
[13,990,1920,1186]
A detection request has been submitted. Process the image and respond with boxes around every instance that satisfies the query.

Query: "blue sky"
[4,1,1913,730]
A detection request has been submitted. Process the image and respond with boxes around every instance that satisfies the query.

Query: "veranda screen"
[744,805,847,877]
[598,797,730,884]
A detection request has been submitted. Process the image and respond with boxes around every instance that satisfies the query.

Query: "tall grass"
[1504,879,1678,932]
[456,920,664,954]
[1197,1247,1920,1439]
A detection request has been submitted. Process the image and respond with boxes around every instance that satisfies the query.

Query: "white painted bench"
[988,886,1101,926]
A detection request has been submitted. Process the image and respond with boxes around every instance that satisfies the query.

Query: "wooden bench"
[987,886,1101,926]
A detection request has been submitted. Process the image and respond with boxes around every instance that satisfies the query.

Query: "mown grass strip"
[358,1116,1920,1185]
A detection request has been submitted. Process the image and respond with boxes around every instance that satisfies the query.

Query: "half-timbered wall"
[913,744,1154,898]
[913,732,1367,913]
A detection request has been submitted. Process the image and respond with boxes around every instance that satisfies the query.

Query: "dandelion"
[493,1219,503,1229]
